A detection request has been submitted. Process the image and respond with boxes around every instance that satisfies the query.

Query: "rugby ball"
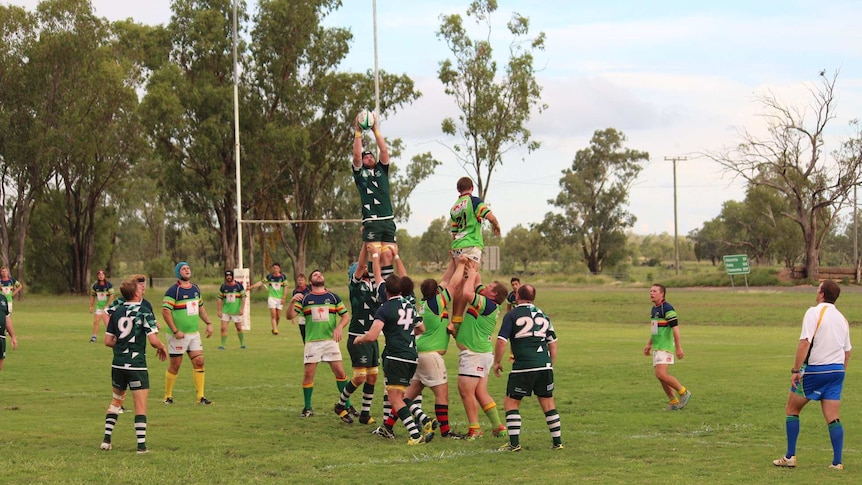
[357,109,375,131]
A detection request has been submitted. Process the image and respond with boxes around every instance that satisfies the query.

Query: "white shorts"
[303,340,343,364]
[451,247,482,263]
[412,352,448,387]
[94,308,107,315]
[221,314,243,324]
[652,350,675,366]
[458,349,493,378]
[167,332,203,355]
[267,297,283,310]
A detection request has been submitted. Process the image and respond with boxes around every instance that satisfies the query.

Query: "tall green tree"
[245,0,427,277]
[709,72,862,280]
[140,0,246,271]
[0,4,44,283]
[437,0,546,200]
[543,128,648,274]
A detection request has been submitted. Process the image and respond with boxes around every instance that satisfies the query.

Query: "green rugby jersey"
[91,281,115,310]
[416,290,450,353]
[218,282,245,315]
[0,277,21,303]
[162,283,205,333]
[262,273,287,299]
[295,291,348,342]
[353,162,394,222]
[348,277,379,336]
[375,296,419,361]
[650,300,678,352]
[456,292,499,353]
[0,297,8,336]
[450,194,492,250]
[498,303,557,372]
[107,301,159,370]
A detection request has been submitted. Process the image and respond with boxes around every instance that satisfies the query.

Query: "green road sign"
[723,254,750,275]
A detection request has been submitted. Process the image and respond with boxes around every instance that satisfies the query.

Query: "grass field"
[1,287,860,484]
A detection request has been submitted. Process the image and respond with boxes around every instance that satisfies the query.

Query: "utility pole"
[665,156,687,276]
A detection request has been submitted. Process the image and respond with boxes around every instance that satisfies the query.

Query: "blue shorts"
[793,364,845,401]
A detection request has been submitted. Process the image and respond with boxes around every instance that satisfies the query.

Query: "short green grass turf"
[1,288,859,484]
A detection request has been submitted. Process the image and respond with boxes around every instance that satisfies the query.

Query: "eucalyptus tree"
[542,128,648,274]
[437,0,546,201]
[139,0,249,271]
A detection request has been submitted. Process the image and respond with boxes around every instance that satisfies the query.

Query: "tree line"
[2,1,860,294]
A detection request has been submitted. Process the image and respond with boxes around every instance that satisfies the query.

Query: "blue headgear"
[348,262,358,282]
[175,261,189,279]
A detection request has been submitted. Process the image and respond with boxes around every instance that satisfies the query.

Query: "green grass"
[2,289,860,484]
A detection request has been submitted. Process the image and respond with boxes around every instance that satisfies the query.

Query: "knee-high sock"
[829,419,843,465]
[134,414,147,450]
[103,413,119,442]
[545,408,562,446]
[506,410,522,446]
[164,371,177,400]
[785,415,800,458]
[193,368,205,401]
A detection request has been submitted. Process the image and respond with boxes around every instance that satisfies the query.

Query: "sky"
[5,0,862,239]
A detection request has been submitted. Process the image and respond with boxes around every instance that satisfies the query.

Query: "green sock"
[237,331,244,346]
[221,336,227,346]
[483,402,502,428]
[303,386,313,409]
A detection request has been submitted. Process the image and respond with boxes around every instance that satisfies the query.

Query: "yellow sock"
[678,387,687,396]
[452,315,463,324]
[669,398,680,405]
[193,369,206,401]
[164,371,177,400]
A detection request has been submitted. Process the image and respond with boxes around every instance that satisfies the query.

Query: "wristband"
[394,255,400,260]
[791,369,799,373]
[354,131,362,138]
[372,253,379,258]
[373,129,380,136]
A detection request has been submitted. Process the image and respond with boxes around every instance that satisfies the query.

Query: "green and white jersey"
[375,296,419,362]
[348,277,379,336]
[218,282,245,315]
[107,297,155,319]
[106,301,159,370]
[450,194,492,250]
[352,161,394,222]
[0,297,8,337]
[498,303,557,373]
[457,291,499,353]
[162,283,205,334]
[295,291,348,342]
[416,289,451,353]
[262,273,287,299]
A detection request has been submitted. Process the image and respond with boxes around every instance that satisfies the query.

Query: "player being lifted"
[352,111,398,278]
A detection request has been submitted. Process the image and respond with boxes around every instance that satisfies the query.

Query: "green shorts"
[111,368,150,391]
[506,369,555,399]
[382,357,417,387]
[362,219,397,243]
[347,334,380,368]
